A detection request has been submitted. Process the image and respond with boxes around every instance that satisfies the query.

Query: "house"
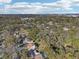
[26,40,44,59]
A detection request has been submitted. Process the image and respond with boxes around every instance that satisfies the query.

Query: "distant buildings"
[21,17,35,21]
[63,27,69,31]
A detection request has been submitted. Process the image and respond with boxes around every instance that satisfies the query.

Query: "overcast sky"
[0,0,79,14]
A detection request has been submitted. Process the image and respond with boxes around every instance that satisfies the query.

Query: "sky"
[0,0,79,14]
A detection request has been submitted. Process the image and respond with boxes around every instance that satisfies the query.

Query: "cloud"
[0,0,11,3]
[4,2,70,10]
[4,2,48,14]
[0,0,79,14]
[4,1,73,14]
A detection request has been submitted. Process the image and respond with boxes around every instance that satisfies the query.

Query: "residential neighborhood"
[0,14,79,59]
